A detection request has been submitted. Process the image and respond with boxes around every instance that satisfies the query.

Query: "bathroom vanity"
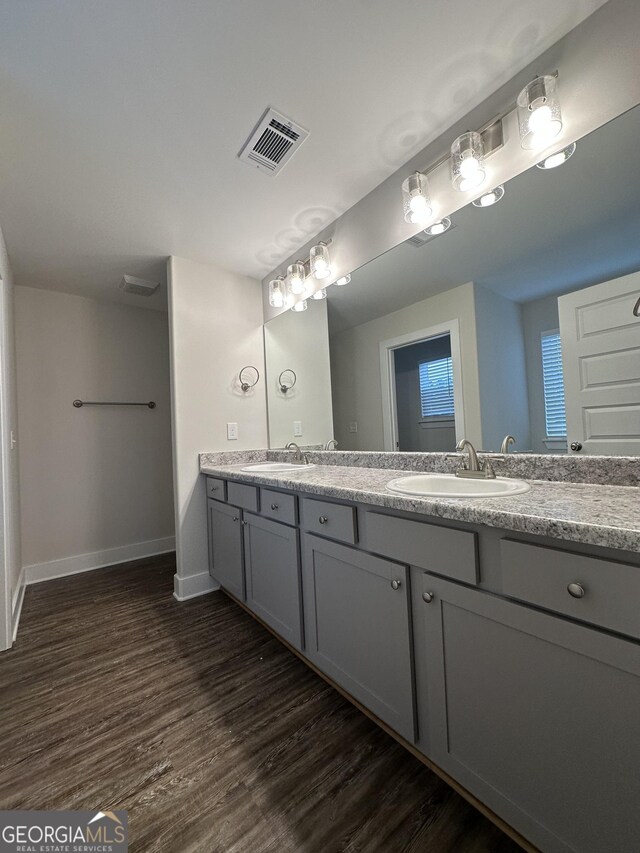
[200,455,640,853]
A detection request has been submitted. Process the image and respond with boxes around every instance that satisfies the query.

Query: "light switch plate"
[227,422,238,440]
[293,421,302,437]
[349,422,358,433]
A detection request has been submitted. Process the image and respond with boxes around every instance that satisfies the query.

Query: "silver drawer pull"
[319,516,328,524]
[242,520,248,526]
[390,579,401,590]
[422,591,434,603]
[567,582,585,599]
[271,503,279,510]
[232,516,239,522]
[210,485,217,491]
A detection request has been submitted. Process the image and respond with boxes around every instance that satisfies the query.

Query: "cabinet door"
[415,573,640,853]
[208,499,244,600]
[302,534,415,741]
[243,512,302,649]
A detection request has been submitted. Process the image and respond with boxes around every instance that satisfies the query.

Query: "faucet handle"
[482,459,497,479]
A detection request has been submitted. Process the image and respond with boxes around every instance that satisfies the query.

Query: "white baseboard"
[23,536,176,586]
[11,566,26,644]
[173,570,219,601]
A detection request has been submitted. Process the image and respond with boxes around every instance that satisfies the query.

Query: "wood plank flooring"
[0,555,521,852]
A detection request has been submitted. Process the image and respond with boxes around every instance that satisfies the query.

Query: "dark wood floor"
[0,556,521,852]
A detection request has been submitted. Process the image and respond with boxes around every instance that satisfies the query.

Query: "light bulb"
[472,185,505,208]
[402,172,431,223]
[528,103,552,134]
[460,155,479,179]
[310,243,332,280]
[286,261,306,295]
[451,132,486,192]
[536,142,577,170]
[268,277,285,308]
[335,274,351,286]
[291,300,308,312]
[424,217,451,236]
[517,75,563,150]
[311,288,327,300]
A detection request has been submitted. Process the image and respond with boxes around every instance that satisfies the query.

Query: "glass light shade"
[286,261,306,295]
[472,185,505,208]
[310,243,331,280]
[402,172,432,224]
[335,274,351,286]
[268,277,286,308]
[291,299,308,312]
[424,217,451,236]
[451,131,486,191]
[517,75,563,150]
[536,142,577,170]
[311,288,327,300]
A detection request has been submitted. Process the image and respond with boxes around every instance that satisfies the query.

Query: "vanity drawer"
[206,477,226,500]
[227,481,259,513]
[302,497,357,544]
[500,539,640,639]
[260,488,297,526]
[364,511,478,585]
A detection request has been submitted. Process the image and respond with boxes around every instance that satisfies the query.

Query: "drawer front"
[302,497,357,544]
[364,511,478,585]
[227,481,259,513]
[500,539,640,639]
[260,488,297,526]
[206,477,226,500]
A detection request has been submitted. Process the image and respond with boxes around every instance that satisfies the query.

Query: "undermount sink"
[241,462,316,473]
[386,473,531,499]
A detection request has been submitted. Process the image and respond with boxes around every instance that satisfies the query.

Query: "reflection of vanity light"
[472,185,505,208]
[517,75,563,150]
[402,172,432,224]
[451,131,486,191]
[335,274,351,286]
[536,142,577,170]
[291,299,308,312]
[269,277,286,308]
[311,288,327,300]
[310,243,331,280]
[424,217,451,236]
[287,261,306,295]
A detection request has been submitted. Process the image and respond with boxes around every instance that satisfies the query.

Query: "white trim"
[379,319,466,451]
[173,570,219,601]
[24,536,176,586]
[11,565,25,644]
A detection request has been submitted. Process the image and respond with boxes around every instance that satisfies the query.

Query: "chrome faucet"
[324,439,338,451]
[500,435,516,454]
[455,439,496,480]
[285,441,308,464]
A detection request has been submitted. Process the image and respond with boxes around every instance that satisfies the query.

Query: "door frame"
[379,319,465,452]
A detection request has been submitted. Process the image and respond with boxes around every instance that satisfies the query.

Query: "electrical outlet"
[227,422,238,440]
[349,422,358,433]
[293,421,303,437]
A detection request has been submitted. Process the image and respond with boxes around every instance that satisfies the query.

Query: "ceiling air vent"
[239,107,309,175]
[119,275,160,296]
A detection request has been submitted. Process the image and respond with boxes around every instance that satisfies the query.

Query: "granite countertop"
[200,461,640,554]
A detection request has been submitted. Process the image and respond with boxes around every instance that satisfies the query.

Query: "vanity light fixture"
[536,142,577,170]
[472,185,505,208]
[286,261,306,295]
[423,217,451,236]
[335,274,351,286]
[291,299,308,312]
[517,75,563,150]
[310,242,331,280]
[311,288,327,300]
[402,171,432,224]
[451,131,486,192]
[269,276,286,308]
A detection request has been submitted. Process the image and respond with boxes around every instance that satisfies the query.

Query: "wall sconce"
[517,75,563,150]
[278,370,297,394]
[311,288,327,300]
[291,299,308,312]
[286,261,306,295]
[451,131,486,191]
[472,185,505,207]
[239,365,260,392]
[402,171,432,224]
[536,142,576,170]
[335,274,351,286]
[424,217,451,236]
[269,276,286,307]
[310,243,331,280]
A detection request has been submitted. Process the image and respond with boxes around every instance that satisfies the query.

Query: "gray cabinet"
[302,534,415,741]
[243,512,303,649]
[414,571,640,853]
[207,498,244,600]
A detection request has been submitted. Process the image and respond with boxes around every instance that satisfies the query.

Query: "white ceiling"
[0,0,608,308]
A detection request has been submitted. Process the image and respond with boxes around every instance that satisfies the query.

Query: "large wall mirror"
[264,104,640,456]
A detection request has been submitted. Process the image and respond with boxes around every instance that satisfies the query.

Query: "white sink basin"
[241,462,316,473]
[386,473,530,499]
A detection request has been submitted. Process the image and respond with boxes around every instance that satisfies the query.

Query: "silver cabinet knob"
[242,520,248,526]
[210,485,217,491]
[232,516,239,522]
[568,582,585,598]
[422,591,434,603]
[319,516,328,525]
[390,579,401,590]
[271,503,279,510]
[570,442,582,452]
